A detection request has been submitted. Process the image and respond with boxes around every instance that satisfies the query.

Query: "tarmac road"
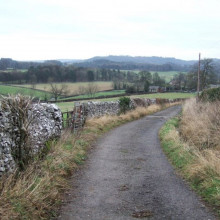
[57,105,216,220]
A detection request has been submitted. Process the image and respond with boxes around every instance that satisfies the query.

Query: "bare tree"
[50,83,69,101]
[78,85,86,95]
[85,83,99,98]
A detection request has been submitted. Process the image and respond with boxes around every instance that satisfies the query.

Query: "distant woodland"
[1,56,220,91]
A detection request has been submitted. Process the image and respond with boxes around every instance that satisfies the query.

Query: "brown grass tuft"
[181,99,220,150]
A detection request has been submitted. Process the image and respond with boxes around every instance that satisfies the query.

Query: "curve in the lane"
[57,105,216,220]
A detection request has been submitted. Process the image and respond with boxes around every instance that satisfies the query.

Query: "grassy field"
[121,70,186,83]
[0,69,28,73]
[151,71,186,82]
[56,92,195,112]
[56,102,76,112]
[15,81,113,95]
[60,90,125,101]
[130,92,195,99]
[0,85,51,100]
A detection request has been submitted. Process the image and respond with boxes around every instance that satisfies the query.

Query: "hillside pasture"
[0,84,51,100]
[16,81,113,95]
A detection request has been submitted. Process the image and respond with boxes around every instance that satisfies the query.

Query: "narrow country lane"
[57,105,216,220]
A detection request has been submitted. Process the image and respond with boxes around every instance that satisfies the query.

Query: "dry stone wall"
[84,101,120,118]
[0,103,62,177]
[81,98,182,118]
[83,98,158,118]
[0,97,182,177]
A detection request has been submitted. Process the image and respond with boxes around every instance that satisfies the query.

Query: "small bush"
[126,85,136,94]
[119,97,131,114]
[200,87,220,102]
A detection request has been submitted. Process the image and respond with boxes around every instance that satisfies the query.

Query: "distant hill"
[0,58,63,70]
[63,56,197,72]
[86,55,196,66]
[2,56,220,73]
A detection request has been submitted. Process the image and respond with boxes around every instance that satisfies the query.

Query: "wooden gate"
[61,102,86,132]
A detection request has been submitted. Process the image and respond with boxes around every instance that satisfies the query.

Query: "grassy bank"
[160,99,220,217]
[0,103,178,220]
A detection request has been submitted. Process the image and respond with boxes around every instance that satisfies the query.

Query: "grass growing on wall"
[0,102,179,219]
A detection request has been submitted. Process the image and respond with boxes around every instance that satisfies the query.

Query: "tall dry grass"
[86,104,163,130]
[181,98,220,150]
[163,98,220,214]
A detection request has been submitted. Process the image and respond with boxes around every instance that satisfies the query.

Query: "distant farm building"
[149,86,166,93]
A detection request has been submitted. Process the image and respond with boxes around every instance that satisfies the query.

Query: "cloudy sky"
[1,0,220,61]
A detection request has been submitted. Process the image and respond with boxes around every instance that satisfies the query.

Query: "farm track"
[57,106,216,220]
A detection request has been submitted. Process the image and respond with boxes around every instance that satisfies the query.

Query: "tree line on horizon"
[0,58,219,92]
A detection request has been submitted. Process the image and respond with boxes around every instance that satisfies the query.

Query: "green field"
[60,90,125,101]
[0,85,51,100]
[0,69,28,73]
[130,92,195,99]
[121,70,186,83]
[56,92,195,112]
[151,71,186,82]
[56,102,76,112]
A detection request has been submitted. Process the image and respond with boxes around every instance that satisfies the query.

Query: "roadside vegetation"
[0,101,179,220]
[160,98,220,217]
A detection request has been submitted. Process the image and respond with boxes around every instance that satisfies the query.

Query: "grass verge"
[0,102,179,219]
[160,117,220,217]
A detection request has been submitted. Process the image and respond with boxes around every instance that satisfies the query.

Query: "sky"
[0,0,220,61]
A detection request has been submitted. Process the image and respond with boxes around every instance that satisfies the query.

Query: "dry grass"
[86,104,168,131]
[181,98,220,149]
[0,102,178,219]
[0,131,87,220]
[16,82,113,95]
[160,98,220,216]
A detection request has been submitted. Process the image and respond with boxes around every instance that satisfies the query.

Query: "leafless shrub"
[85,83,99,98]
[50,83,69,101]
